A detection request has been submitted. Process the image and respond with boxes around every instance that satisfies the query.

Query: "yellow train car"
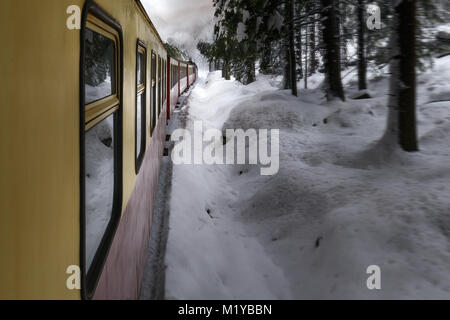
[0,0,197,300]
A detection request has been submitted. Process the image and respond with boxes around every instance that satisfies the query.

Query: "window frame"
[171,61,179,89]
[171,64,174,88]
[135,40,147,173]
[150,51,157,135]
[180,63,186,80]
[83,24,117,106]
[158,55,162,117]
[80,0,123,300]
[161,59,164,109]
[163,60,167,104]
[84,20,119,129]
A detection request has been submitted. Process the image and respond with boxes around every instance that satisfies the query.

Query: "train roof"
[134,0,165,46]
[134,0,196,67]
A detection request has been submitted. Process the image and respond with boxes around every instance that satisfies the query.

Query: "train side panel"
[0,0,83,299]
[0,0,169,299]
[87,0,167,299]
[0,0,197,299]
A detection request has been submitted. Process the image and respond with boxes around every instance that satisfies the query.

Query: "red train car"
[167,56,197,120]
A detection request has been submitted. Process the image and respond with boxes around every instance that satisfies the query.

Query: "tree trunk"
[295,0,303,80]
[397,0,418,151]
[321,0,345,101]
[223,59,231,80]
[381,0,418,152]
[245,57,256,84]
[260,44,272,74]
[381,14,400,149]
[339,0,347,70]
[357,0,367,90]
[304,24,308,89]
[296,26,303,80]
[287,0,298,96]
[283,43,292,90]
[309,10,317,75]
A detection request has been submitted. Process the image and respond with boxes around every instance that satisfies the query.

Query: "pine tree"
[357,0,367,90]
[285,0,298,96]
[295,0,304,81]
[320,0,345,101]
[382,0,418,152]
[307,1,317,76]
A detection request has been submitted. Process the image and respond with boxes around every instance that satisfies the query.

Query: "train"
[0,0,197,299]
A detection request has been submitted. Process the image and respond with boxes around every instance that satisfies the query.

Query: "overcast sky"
[141,0,215,69]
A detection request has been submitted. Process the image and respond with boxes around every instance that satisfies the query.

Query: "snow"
[136,95,142,158]
[85,78,113,105]
[85,114,115,269]
[421,60,450,103]
[236,22,247,42]
[165,74,291,299]
[164,56,450,299]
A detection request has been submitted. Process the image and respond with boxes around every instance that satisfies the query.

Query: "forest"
[198,0,450,152]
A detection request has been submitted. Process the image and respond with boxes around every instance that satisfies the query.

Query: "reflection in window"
[171,65,178,88]
[151,54,157,134]
[85,28,116,104]
[163,61,166,103]
[137,52,145,86]
[158,57,162,116]
[136,94,143,160]
[85,114,115,270]
[136,45,146,171]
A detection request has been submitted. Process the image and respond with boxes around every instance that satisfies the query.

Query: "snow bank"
[165,56,450,299]
[165,73,292,299]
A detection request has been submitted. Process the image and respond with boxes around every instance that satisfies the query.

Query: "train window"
[85,28,116,105]
[180,64,186,80]
[163,60,166,106]
[173,64,177,88]
[84,113,115,269]
[158,56,162,116]
[163,60,166,104]
[136,42,147,173]
[81,8,123,299]
[174,64,177,88]
[172,63,179,88]
[137,47,145,86]
[162,60,165,105]
[150,51,157,135]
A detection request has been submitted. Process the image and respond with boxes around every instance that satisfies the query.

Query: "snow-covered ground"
[164,56,450,299]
